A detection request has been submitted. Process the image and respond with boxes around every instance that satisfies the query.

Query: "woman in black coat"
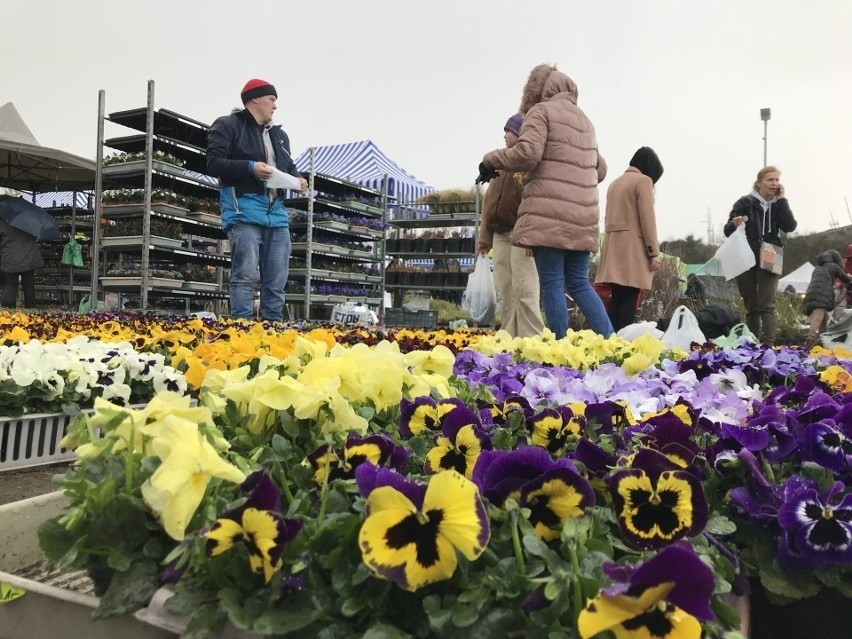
[0,219,44,308]
[722,166,797,346]
[804,249,851,345]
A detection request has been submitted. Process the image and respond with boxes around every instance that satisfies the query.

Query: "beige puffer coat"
[482,64,606,252]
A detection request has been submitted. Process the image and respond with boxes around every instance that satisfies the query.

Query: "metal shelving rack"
[92,80,228,313]
[283,159,388,320]
[385,190,480,306]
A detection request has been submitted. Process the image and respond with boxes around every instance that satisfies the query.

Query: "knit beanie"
[629,147,664,184]
[241,79,277,104]
[504,113,524,136]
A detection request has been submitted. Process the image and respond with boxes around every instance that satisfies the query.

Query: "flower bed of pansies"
[5,310,852,638]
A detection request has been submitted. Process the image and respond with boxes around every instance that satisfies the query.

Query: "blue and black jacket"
[206,109,303,230]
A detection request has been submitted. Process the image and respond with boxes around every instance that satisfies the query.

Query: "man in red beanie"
[207,78,308,321]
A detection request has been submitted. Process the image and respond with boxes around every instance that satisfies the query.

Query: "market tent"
[295,140,435,204]
[692,259,726,277]
[778,261,814,294]
[0,102,96,191]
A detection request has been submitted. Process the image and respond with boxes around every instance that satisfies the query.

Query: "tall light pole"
[760,108,771,166]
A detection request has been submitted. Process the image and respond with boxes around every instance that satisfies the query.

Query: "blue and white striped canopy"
[24,190,94,209]
[295,140,435,204]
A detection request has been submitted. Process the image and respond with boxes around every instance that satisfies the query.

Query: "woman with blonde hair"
[722,166,797,346]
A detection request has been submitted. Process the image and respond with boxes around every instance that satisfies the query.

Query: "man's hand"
[298,178,308,193]
[649,256,662,272]
[477,242,490,256]
[253,162,274,180]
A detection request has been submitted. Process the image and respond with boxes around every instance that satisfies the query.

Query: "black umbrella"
[0,195,61,241]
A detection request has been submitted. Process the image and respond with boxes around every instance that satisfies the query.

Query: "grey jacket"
[804,250,851,315]
[0,219,44,273]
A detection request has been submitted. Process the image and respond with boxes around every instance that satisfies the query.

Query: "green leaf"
[37,517,78,562]
[253,607,326,634]
[362,622,413,639]
[183,603,226,639]
[93,560,159,619]
[88,494,150,549]
[451,600,479,627]
[705,514,737,536]
[423,594,451,632]
[340,597,363,616]
[163,588,214,616]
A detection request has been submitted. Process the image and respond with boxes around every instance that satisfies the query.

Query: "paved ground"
[0,463,69,506]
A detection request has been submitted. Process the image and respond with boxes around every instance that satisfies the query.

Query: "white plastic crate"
[0,412,78,471]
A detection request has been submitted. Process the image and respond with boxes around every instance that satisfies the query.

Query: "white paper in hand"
[267,168,303,191]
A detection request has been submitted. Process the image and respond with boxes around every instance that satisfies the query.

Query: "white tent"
[0,102,96,190]
[778,262,814,294]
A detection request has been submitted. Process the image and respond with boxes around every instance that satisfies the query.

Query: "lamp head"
[760,108,771,122]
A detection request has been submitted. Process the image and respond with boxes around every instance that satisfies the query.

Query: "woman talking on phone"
[722,165,797,346]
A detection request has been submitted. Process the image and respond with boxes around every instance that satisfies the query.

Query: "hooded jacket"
[722,192,797,260]
[478,170,524,246]
[804,250,851,315]
[207,109,302,230]
[482,65,606,252]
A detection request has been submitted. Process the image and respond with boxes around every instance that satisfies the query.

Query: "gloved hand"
[476,162,499,185]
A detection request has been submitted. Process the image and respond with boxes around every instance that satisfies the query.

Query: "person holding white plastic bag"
[722,166,797,346]
[477,113,544,337]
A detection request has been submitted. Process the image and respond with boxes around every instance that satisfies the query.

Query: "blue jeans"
[227,223,291,321]
[533,247,613,338]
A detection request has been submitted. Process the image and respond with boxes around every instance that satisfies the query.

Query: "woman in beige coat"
[595,147,663,331]
[480,63,611,338]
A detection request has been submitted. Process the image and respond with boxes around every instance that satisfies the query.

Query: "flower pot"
[430,238,447,253]
[746,579,852,639]
[413,238,429,253]
[0,493,258,639]
[446,238,462,253]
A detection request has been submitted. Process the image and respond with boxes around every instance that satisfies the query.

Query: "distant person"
[207,78,308,322]
[477,113,545,338]
[722,166,797,346]
[843,244,852,306]
[0,218,43,308]
[478,64,612,338]
[804,250,851,347]
[595,147,663,331]
[686,274,708,307]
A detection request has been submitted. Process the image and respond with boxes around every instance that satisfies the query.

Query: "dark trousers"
[1,270,36,307]
[607,283,640,332]
[735,266,779,345]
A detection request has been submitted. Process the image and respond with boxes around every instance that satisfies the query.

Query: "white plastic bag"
[662,305,706,350]
[462,255,497,324]
[331,302,378,325]
[617,321,664,341]
[713,225,755,281]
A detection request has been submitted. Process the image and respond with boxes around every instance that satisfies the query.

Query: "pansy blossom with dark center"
[398,396,438,439]
[777,477,852,567]
[424,412,492,479]
[527,404,585,455]
[609,449,707,549]
[473,447,594,541]
[801,418,852,473]
[578,542,715,639]
[204,473,302,583]
[308,432,409,485]
[355,465,490,591]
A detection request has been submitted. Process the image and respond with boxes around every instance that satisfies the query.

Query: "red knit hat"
[240,79,277,104]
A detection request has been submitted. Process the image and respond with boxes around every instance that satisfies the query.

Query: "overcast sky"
[3,0,850,241]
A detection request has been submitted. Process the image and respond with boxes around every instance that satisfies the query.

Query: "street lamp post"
[760,108,771,166]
